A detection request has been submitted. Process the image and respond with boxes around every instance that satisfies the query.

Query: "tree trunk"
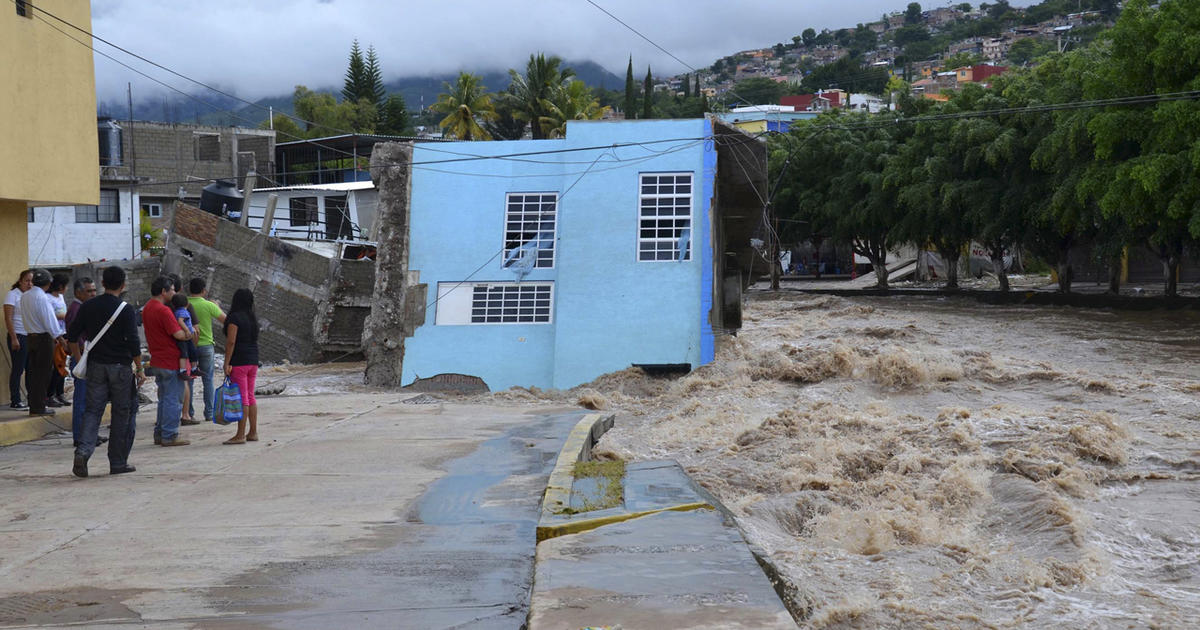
[991,250,1010,292]
[1164,256,1180,298]
[363,142,413,387]
[1106,253,1122,295]
[871,243,889,289]
[811,238,823,280]
[942,249,961,290]
[1054,251,1073,293]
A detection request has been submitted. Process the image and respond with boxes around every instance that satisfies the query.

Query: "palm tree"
[431,72,497,141]
[504,53,575,139]
[543,80,611,138]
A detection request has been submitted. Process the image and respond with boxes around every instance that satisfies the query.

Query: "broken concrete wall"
[162,202,374,365]
[68,258,164,309]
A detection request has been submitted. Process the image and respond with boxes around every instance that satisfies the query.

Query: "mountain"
[99,60,622,128]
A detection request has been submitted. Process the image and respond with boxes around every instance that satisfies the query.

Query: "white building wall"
[27,188,140,265]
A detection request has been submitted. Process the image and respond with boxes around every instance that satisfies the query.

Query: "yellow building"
[1,1,98,401]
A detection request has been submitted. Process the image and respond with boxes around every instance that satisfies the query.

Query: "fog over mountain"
[89,0,1037,110]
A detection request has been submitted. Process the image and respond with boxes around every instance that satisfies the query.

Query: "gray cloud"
[86,0,1035,103]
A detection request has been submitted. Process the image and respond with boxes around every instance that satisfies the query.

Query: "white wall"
[28,188,139,265]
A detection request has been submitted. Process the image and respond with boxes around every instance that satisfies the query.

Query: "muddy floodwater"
[500,292,1199,629]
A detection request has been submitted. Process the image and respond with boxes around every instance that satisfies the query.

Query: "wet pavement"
[0,391,584,628]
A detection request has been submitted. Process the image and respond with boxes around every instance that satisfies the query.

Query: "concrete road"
[0,391,584,629]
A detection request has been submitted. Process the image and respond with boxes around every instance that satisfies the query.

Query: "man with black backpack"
[66,266,146,478]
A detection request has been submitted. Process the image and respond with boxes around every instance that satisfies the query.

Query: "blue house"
[402,118,766,390]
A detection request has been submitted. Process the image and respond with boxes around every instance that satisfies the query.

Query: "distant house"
[718,105,819,133]
[244,181,378,256]
[926,7,963,28]
[949,37,985,57]
[28,182,141,266]
[402,118,766,390]
[781,90,845,111]
[956,64,1009,86]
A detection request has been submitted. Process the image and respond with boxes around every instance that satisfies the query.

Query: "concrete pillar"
[362,142,413,387]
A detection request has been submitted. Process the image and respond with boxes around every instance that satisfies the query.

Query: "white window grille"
[142,203,162,218]
[638,173,692,261]
[471,283,553,324]
[503,193,556,269]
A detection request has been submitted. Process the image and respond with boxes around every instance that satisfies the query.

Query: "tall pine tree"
[624,56,637,119]
[694,74,701,98]
[642,66,653,119]
[342,40,368,103]
[365,45,386,105]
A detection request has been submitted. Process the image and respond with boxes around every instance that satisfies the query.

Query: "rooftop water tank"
[98,119,122,167]
[199,179,243,218]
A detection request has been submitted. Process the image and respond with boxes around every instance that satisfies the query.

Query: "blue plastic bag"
[213,377,244,425]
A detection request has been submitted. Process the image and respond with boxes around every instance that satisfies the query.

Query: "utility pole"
[259,193,278,236]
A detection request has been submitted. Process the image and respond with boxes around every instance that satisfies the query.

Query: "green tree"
[342,40,368,104]
[543,80,611,137]
[731,77,785,105]
[1086,0,1200,296]
[431,72,496,141]
[642,66,653,119]
[483,95,528,140]
[504,53,575,139]
[906,2,923,24]
[1006,38,1053,66]
[942,52,983,69]
[364,45,386,105]
[624,56,638,118]
[801,57,890,95]
[377,94,410,136]
[291,85,376,136]
[802,28,817,47]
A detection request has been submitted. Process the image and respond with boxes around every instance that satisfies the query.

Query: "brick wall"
[162,204,370,365]
[119,122,275,199]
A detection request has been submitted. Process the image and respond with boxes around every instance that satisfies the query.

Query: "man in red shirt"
[143,276,191,446]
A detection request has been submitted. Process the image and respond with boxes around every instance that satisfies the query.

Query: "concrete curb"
[537,501,712,542]
[0,409,109,447]
[538,412,614,528]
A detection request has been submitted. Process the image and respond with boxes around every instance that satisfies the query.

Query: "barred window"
[76,190,120,223]
[503,193,556,269]
[638,173,692,261]
[471,283,553,324]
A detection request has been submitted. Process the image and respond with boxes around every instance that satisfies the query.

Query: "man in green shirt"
[187,278,225,422]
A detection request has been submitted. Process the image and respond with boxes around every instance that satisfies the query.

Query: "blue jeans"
[76,362,136,468]
[70,356,87,446]
[188,345,215,421]
[151,367,184,442]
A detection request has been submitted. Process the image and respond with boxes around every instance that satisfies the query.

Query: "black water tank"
[199,180,243,218]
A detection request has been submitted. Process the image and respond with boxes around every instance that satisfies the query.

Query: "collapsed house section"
[162,202,384,364]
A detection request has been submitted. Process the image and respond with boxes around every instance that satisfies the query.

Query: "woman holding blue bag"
[221,289,260,445]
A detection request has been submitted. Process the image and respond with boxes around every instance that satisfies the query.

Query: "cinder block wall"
[162,203,371,365]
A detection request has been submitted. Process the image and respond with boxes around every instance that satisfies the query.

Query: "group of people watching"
[4,267,261,478]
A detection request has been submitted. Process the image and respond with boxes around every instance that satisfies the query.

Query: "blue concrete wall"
[404,119,716,391]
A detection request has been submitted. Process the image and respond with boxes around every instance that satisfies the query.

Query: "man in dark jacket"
[66,266,146,478]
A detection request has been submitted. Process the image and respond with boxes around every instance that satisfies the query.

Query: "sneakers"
[30,409,55,416]
[54,395,71,407]
[10,401,28,410]
[180,418,201,426]
[46,398,63,408]
[160,437,190,447]
[72,455,88,478]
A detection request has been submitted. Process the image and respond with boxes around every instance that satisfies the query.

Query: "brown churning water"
[503,292,1200,628]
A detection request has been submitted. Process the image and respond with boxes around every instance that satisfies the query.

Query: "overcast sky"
[88,0,1036,103]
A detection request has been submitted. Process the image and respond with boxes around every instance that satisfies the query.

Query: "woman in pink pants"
[222,288,260,444]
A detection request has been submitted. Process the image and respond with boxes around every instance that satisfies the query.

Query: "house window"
[76,190,120,223]
[324,195,352,240]
[503,193,556,269]
[471,283,553,324]
[15,1,31,17]
[289,197,318,226]
[638,173,692,261]
[194,133,220,161]
[432,281,554,325]
[142,203,162,218]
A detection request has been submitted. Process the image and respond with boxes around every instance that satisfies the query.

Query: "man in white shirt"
[19,269,66,416]
[4,269,32,409]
